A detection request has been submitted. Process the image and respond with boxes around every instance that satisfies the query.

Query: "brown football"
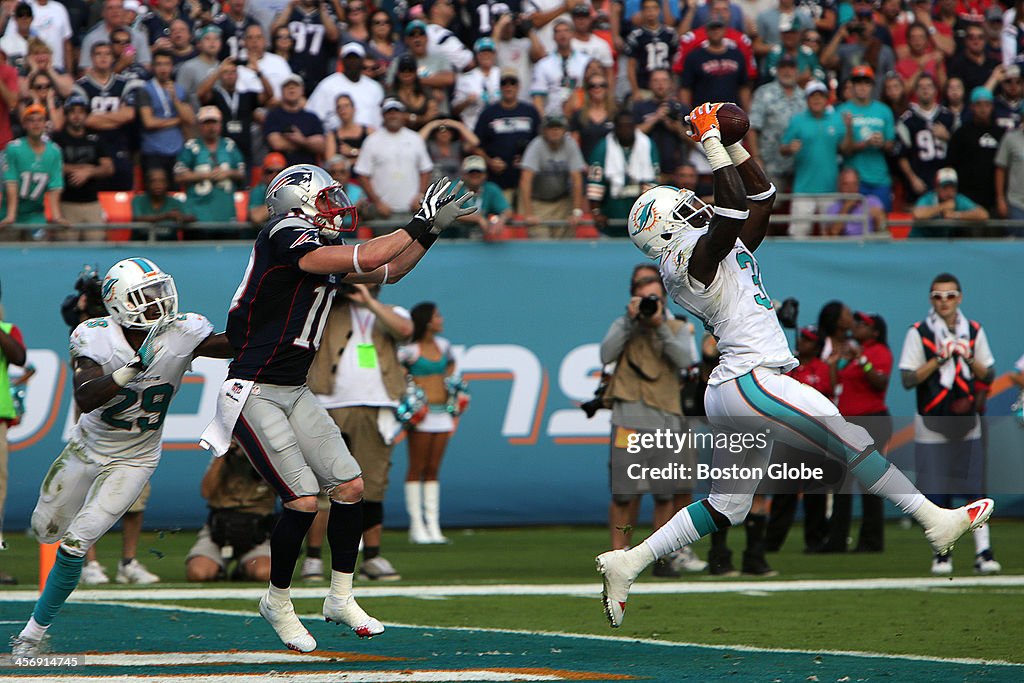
[717,103,750,145]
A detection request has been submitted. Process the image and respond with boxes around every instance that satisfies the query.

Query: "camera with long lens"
[638,294,661,318]
[775,297,799,329]
[666,100,687,121]
[61,264,107,330]
[580,372,610,419]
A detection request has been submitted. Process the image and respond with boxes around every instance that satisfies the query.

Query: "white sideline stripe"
[90,600,1024,669]
[0,673,562,682]
[2,576,1023,602]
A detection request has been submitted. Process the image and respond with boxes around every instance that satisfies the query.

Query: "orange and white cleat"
[924,498,994,556]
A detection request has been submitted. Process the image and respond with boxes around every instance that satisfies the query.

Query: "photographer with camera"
[635,69,690,180]
[598,265,705,577]
[821,4,895,99]
[186,440,276,582]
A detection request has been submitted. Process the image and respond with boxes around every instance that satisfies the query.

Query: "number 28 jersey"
[660,230,796,386]
[227,214,338,386]
[70,313,214,462]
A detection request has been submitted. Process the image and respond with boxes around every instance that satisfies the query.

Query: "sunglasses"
[111,39,130,45]
[408,30,426,37]
[930,291,960,301]
[587,82,608,89]
[32,84,52,90]
[500,78,518,86]
[372,19,390,25]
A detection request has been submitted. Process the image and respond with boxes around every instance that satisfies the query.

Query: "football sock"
[19,616,47,643]
[644,501,722,559]
[363,545,380,561]
[862,461,926,515]
[973,524,990,555]
[327,499,363,573]
[32,547,84,627]
[306,545,322,560]
[270,507,317,589]
[121,557,133,567]
[330,570,354,598]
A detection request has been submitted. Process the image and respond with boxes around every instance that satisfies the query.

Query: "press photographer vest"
[207,449,277,515]
[0,322,16,420]
[912,318,980,439]
[307,301,406,401]
[605,319,685,416]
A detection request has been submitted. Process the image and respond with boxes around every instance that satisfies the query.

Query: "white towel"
[199,379,254,456]
[925,309,971,390]
[603,130,657,200]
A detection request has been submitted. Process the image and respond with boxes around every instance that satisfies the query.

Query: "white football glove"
[937,339,956,363]
[430,180,478,234]
[414,178,453,224]
[953,338,972,360]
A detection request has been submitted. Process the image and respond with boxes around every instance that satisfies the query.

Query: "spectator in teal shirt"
[451,155,510,239]
[174,106,246,239]
[837,65,896,210]
[910,168,989,237]
[781,81,844,236]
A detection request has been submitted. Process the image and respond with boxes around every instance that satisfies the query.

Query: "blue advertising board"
[2,240,1023,529]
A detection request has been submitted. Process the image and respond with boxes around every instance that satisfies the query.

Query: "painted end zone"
[0,602,1017,682]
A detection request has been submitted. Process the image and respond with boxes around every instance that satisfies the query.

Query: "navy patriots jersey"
[227,214,340,385]
[895,104,956,192]
[624,26,679,90]
[214,12,260,60]
[73,74,142,153]
[284,6,338,92]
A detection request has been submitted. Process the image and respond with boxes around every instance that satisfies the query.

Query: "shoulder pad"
[268,214,318,238]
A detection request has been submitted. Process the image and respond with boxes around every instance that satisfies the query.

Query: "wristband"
[702,137,733,171]
[379,264,389,284]
[725,142,751,166]
[352,243,364,274]
[713,206,750,220]
[417,232,438,249]
[400,217,429,241]
[112,364,141,387]
[747,183,777,202]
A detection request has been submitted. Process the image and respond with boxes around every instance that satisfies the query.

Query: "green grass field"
[1,520,1021,680]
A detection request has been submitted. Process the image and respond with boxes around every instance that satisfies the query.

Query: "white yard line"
[1,575,1023,602]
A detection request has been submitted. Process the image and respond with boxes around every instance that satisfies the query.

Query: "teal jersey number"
[735,251,773,310]
[100,384,174,432]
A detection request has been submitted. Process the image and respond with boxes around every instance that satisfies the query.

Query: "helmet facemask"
[117,277,178,329]
[672,191,713,232]
[313,185,359,241]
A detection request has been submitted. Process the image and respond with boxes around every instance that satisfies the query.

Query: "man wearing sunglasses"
[898,273,999,576]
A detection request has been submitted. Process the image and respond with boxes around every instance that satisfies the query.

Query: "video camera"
[60,264,107,330]
[775,297,799,329]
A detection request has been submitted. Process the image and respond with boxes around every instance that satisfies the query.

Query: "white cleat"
[259,592,317,653]
[300,558,324,582]
[923,498,994,556]
[974,552,1002,575]
[596,549,646,628]
[10,635,42,658]
[80,560,110,585]
[116,559,160,585]
[323,594,384,638]
[931,555,953,576]
[671,546,709,573]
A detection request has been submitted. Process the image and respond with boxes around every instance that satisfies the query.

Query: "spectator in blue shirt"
[911,167,989,237]
[781,80,845,236]
[837,64,896,210]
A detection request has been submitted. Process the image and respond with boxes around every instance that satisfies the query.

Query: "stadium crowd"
[0,0,1018,239]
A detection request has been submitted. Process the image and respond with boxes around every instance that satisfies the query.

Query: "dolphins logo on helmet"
[627,186,713,258]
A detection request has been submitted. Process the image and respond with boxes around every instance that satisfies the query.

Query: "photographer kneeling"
[599,266,705,577]
[186,441,277,582]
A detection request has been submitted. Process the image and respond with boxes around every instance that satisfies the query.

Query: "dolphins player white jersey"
[660,229,796,385]
[69,313,214,462]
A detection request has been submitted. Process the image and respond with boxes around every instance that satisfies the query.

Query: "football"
[717,103,750,145]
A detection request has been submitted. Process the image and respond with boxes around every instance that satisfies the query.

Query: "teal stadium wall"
[3,240,1023,528]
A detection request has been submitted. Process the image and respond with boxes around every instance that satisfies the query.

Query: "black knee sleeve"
[362,500,383,531]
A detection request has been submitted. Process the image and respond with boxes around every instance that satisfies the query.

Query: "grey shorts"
[185,524,271,569]
[232,383,362,502]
